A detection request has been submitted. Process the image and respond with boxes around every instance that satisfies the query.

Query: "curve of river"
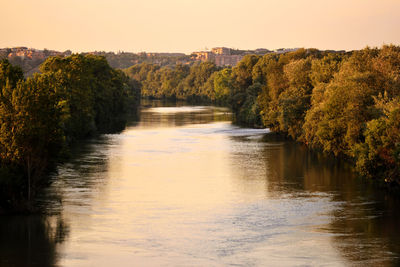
[1,101,400,266]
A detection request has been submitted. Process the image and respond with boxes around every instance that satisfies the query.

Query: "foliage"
[0,56,140,211]
[125,45,400,188]
[354,95,400,185]
[124,61,217,102]
[41,54,140,140]
[213,68,232,103]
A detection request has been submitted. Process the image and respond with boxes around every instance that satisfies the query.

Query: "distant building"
[211,47,231,55]
[192,47,243,67]
[214,55,243,67]
[192,51,214,62]
[4,47,64,61]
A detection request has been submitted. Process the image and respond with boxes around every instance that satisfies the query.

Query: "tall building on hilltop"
[192,47,242,67]
[211,47,231,55]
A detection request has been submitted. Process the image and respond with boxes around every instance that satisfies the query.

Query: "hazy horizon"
[1,0,400,54]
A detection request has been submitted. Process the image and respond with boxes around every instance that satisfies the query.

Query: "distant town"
[191,47,299,67]
[0,46,344,76]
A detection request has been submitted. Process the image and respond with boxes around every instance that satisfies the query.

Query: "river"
[1,102,400,266]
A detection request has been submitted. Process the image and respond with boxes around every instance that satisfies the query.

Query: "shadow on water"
[273,141,400,266]
[2,101,400,266]
[0,215,68,267]
[230,131,400,266]
[0,134,117,266]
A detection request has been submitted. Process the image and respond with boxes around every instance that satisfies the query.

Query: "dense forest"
[124,61,219,102]
[0,55,140,212]
[125,45,400,188]
[1,45,399,212]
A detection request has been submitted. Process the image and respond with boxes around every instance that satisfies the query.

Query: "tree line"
[124,61,219,102]
[0,54,140,212]
[126,45,400,188]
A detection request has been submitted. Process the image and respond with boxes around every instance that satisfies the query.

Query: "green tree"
[0,73,63,201]
[0,59,24,89]
[213,68,232,103]
[354,95,400,185]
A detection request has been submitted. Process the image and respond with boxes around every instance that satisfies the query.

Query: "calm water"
[1,102,400,266]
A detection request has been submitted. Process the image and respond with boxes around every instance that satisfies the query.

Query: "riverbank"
[130,45,400,189]
[0,55,141,214]
[2,104,399,266]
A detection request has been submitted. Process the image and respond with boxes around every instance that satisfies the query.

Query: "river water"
[1,102,400,266]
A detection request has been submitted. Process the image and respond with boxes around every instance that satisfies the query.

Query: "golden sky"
[1,0,399,53]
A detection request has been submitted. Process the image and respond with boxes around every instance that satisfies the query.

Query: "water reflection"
[2,102,400,266]
[0,134,118,266]
[0,215,68,267]
[38,135,120,214]
[229,131,400,266]
[139,99,231,128]
[265,140,400,266]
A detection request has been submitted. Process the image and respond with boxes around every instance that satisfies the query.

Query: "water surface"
[1,102,400,266]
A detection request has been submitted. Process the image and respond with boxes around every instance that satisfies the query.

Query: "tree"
[0,59,24,89]
[0,73,63,200]
[213,68,232,103]
[354,95,400,185]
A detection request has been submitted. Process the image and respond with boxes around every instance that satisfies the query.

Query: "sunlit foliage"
[0,55,140,211]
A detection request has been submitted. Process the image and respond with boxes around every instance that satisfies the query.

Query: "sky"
[1,0,400,54]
